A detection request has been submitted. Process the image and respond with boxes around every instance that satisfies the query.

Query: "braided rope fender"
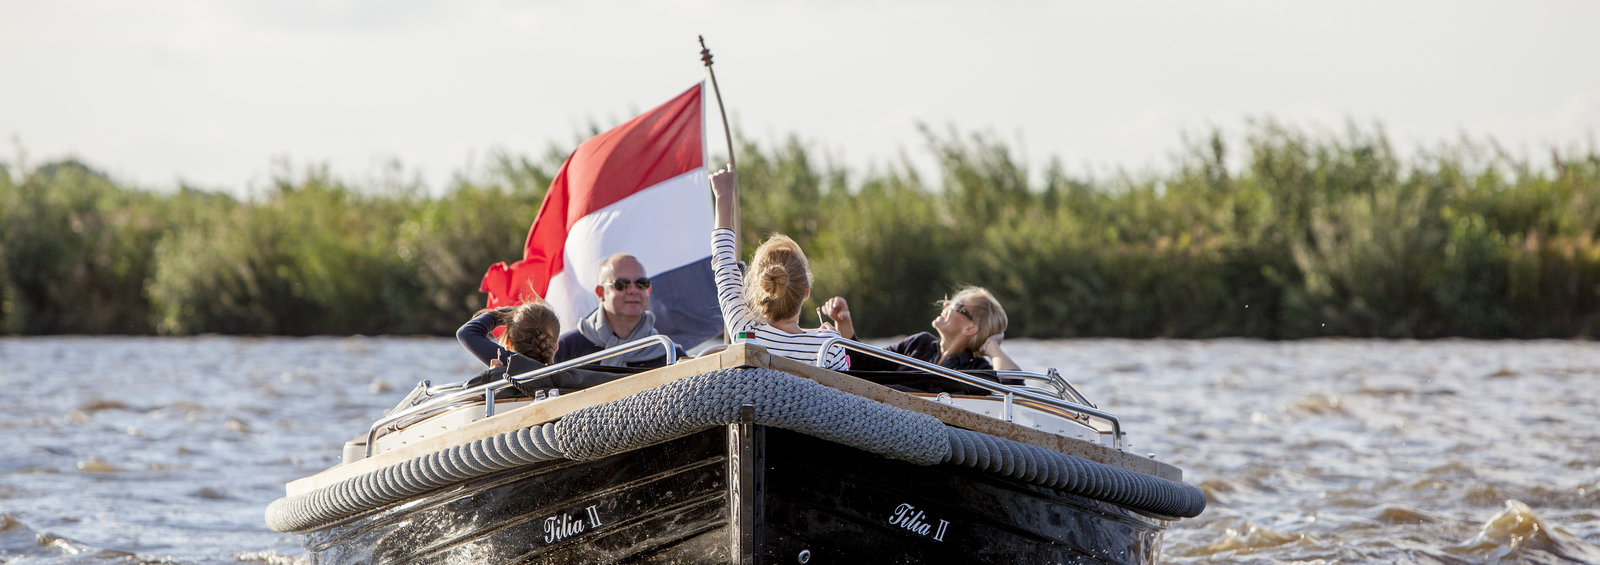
[266,367,1204,533]
[553,367,949,463]
[265,423,566,533]
[944,427,1207,518]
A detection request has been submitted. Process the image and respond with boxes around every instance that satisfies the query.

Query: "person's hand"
[981,333,1021,370]
[821,296,851,325]
[711,168,738,229]
[710,168,737,201]
[820,296,855,339]
[981,333,1005,357]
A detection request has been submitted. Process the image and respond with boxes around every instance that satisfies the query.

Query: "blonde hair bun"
[745,233,812,322]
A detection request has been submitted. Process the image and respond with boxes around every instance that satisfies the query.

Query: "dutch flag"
[479,83,722,349]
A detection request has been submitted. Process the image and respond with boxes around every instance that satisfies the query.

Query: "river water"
[1,337,1597,564]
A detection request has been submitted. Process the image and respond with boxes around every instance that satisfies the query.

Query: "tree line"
[2,121,1596,339]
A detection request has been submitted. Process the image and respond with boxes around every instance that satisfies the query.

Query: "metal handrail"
[991,372,1064,399]
[814,338,1124,449]
[993,370,1096,408]
[364,335,677,457]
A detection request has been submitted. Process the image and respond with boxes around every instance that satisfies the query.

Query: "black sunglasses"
[607,277,651,291]
[942,297,971,320]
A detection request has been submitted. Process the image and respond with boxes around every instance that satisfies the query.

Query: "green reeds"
[1,123,1595,338]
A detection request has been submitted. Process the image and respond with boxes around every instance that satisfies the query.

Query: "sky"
[3,0,1597,195]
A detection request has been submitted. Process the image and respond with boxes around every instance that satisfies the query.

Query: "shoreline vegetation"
[2,121,1596,339]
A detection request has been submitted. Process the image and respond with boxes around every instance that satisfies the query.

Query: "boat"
[266,337,1207,564]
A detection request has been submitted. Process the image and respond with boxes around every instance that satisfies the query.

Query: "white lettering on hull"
[543,505,605,544]
[887,503,951,542]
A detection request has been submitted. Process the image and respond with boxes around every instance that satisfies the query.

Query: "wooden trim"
[286,343,1179,496]
[286,350,747,496]
[757,353,1183,481]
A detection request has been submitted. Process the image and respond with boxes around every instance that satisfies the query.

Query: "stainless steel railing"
[364,335,677,457]
[813,337,1123,449]
[994,368,1096,408]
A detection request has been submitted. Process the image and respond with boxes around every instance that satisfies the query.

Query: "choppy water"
[1,337,1597,564]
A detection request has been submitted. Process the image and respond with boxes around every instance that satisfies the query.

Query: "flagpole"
[698,36,739,254]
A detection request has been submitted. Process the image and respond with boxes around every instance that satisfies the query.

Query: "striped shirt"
[712,228,850,370]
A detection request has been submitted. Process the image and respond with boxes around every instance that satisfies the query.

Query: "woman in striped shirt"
[710,169,849,370]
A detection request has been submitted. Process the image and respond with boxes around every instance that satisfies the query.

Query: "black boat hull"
[305,422,1168,564]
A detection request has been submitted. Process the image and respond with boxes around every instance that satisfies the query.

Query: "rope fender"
[943,427,1207,518]
[553,367,950,464]
[266,367,1205,532]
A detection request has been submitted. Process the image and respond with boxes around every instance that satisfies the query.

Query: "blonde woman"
[821,287,1020,372]
[709,169,849,370]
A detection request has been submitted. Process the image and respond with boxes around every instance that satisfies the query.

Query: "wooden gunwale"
[286,343,1180,497]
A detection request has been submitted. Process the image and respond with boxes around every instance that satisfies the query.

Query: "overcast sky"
[3,1,1596,194]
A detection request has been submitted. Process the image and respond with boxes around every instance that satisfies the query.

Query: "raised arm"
[981,334,1021,371]
[709,169,757,336]
[820,296,856,340]
[712,168,737,229]
[456,309,513,366]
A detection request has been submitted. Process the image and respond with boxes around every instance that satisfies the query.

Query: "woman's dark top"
[847,332,992,372]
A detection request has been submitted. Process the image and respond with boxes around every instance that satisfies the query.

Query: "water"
[2,337,1597,564]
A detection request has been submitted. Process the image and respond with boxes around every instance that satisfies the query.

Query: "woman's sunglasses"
[942,297,972,320]
[608,277,651,291]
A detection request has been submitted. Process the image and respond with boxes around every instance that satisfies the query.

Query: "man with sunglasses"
[553,254,685,367]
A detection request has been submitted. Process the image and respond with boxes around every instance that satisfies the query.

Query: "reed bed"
[2,122,1595,338]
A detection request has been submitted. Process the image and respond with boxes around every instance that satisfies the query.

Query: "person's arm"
[819,296,855,340]
[456,309,513,366]
[981,334,1021,371]
[712,168,736,230]
[710,169,757,335]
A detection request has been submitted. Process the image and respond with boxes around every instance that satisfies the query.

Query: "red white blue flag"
[480,83,721,348]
